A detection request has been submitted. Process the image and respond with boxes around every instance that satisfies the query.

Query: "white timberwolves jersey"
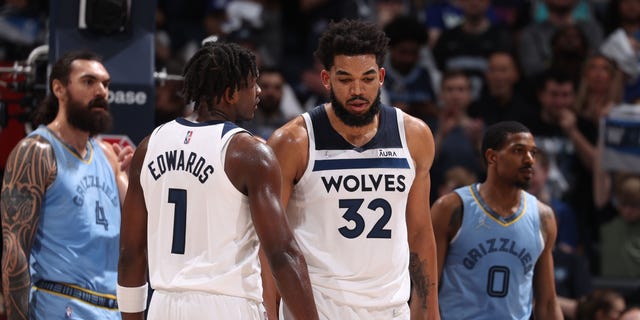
[141,118,262,302]
[287,105,416,307]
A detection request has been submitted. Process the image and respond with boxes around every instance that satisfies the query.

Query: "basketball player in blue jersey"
[1,51,133,319]
[116,42,318,320]
[266,19,440,319]
[431,121,562,319]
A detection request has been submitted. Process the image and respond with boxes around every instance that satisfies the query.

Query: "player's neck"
[326,103,379,147]
[477,181,521,217]
[47,119,90,157]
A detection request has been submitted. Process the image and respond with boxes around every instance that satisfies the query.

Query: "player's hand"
[112,143,135,173]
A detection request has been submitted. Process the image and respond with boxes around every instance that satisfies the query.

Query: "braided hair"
[182,41,257,112]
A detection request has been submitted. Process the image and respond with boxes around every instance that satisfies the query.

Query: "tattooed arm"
[404,114,439,320]
[1,136,56,320]
[533,201,563,320]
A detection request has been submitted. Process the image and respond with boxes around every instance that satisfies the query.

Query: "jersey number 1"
[168,188,187,254]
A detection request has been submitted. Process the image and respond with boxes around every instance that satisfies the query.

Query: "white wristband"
[117,282,148,313]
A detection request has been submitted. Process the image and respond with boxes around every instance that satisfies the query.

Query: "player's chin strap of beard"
[117,282,148,313]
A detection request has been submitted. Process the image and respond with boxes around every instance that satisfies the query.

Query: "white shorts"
[281,288,409,320]
[148,290,266,320]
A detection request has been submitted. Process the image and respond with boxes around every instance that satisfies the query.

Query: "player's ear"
[485,149,497,166]
[52,79,66,101]
[321,69,331,91]
[224,87,239,104]
[378,67,385,86]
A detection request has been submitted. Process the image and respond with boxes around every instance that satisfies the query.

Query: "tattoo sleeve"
[409,252,430,309]
[1,137,55,319]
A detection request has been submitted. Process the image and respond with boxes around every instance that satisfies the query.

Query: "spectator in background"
[603,0,640,36]
[576,289,626,320]
[564,54,625,273]
[423,0,500,48]
[525,70,577,202]
[529,149,579,252]
[600,0,640,103]
[433,0,512,99]
[280,0,359,95]
[436,165,477,199]
[547,24,591,81]
[518,0,604,77]
[374,0,408,28]
[620,307,640,320]
[468,50,536,126]
[598,174,640,277]
[242,67,295,140]
[0,0,48,61]
[383,15,438,127]
[530,149,591,319]
[431,70,485,204]
[154,79,185,126]
[298,58,328,111]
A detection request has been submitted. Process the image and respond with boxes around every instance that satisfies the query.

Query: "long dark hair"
[31,51,103,126]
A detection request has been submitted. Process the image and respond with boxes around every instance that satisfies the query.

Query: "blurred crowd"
[1,0,640,319]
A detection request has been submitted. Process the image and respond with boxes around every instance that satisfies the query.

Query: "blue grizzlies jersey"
[140,118,262,302]
[439,184,544,320]
[285,105,416,307]
[28,126,121,318]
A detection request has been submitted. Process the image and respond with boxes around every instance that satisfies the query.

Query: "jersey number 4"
[338,198,392,239]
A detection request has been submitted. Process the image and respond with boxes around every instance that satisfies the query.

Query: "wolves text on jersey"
[321,174,407,193]
[147,149,214,184]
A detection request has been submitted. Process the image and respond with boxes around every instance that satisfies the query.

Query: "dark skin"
[117,80,318,320]
[1,59,131,320]
[430,132,563,319]
[265,54,439,319]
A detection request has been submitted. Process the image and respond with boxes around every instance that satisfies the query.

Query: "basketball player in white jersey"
[266,20,440,319]
[431,121,562,319]
[116,42,318,320]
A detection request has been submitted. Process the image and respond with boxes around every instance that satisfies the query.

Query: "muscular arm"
[262,117,309,317]
[1,137,56,320]
[430,193,463,283]
[404,115,440,320]
[533,201,563,320]
[117,137,149,320]
[229,132,317,320]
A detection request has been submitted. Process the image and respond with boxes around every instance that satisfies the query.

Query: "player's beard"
[66,92,112,136]
[515,180,531,190]
[330,89,381,127]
